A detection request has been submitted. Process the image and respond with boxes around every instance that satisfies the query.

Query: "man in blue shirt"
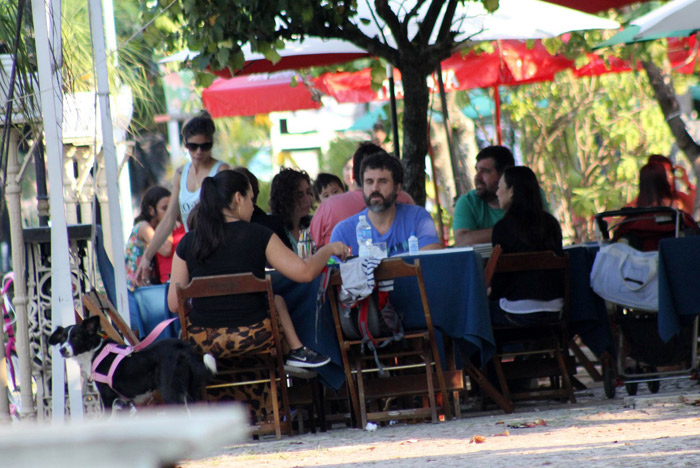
[331,151,441,256]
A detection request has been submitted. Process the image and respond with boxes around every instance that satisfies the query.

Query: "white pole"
[31,0,84,422]
[87,0,130,323]
[101,0,134,244]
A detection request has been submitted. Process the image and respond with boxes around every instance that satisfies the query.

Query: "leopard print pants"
[187,318,280,424]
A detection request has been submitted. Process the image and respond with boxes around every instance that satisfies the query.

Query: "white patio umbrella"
[596,0,700,47]
[159,38,370,77]
[354,0,619,45]
[353,0,619,147]
[632,0,700,39]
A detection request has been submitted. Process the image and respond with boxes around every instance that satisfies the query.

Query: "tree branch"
[434,0,459,47]
[374,0,410,50]
[642,60,700,161]
[414,0,444,46]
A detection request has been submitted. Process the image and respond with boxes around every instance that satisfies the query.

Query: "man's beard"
[475,181,497,202]
[364,190,397,213]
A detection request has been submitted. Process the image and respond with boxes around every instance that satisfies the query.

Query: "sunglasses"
[185,141,213,152]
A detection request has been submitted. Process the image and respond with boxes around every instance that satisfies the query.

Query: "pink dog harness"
[90,317,177,389]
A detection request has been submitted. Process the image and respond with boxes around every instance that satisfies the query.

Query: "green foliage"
[506,70,675,243]
[213,115,272,168]
[143,0,499,203]
[323,136,363,179]
[0,1,40,124]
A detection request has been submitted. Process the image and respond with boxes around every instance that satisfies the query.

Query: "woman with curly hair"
[269,167,314,254]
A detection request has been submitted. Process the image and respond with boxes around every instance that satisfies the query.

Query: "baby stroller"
[593,206,699,398]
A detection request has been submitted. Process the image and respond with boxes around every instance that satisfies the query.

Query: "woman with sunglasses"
[135,110,230,287]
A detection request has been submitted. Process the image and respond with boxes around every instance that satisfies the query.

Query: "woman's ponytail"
[191,170,251,261]
[192,177,225,260]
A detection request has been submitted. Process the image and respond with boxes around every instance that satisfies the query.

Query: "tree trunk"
[399,67,430,206]
[642,60,700,215]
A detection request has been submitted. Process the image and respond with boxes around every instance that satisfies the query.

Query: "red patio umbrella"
[314,40,576,143]
[315,38,699,142]
[202,71,321,117]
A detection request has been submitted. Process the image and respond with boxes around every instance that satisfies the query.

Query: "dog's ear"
[83,316,102,335]
[48,327,66,345]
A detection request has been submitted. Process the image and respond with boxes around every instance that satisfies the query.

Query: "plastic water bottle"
[356,215,373,257]
[408,233,419,255]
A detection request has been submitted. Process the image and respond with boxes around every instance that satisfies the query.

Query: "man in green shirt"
[453,146,552,246]
[453,146,515,246]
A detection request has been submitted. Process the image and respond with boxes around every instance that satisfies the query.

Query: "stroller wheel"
[645,366,661,393]
[624,367,638,396]
[603,364,616,399]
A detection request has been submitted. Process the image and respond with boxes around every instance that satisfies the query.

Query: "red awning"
[202,71,321,117]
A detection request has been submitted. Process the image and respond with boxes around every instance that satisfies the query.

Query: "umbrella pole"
[494,85,502,145]
[387,64,400,158]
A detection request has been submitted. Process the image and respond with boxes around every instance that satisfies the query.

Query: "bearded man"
[330,151,442,257]
[452,146,517,246]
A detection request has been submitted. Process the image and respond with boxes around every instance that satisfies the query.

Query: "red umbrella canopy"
[202,71,321,117]
[314,40,575,103]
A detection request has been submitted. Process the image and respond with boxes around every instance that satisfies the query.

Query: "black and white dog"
[49,315,216,411]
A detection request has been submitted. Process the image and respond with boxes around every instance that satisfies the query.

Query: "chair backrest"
[329,257,434,331]
[175,273,276,341]
[81,290,140,346]
[483,244,503,288]
[328,257,423,287]
[595,207,698,251]
[492,250,570,317]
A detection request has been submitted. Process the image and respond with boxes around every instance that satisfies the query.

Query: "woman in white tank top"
[134,111,230,287]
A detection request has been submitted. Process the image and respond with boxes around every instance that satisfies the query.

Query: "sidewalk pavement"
[180,376,700,468]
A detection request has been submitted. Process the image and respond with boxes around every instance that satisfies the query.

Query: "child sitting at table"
[313,172,346,202]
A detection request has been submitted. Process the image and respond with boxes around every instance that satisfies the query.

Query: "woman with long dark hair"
[490,166,564,326]
[647,154,695,212]
[124,186,172,291]
[167,170,351,368]
[636,161,676,208]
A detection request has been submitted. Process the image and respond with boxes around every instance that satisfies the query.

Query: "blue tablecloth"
[564,245,615,356]
[658,236,700,342]
[271,249,495,391]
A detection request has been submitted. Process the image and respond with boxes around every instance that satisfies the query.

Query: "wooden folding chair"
[328,258,453,428]
[489,251,576,404]
[175,273,290,439]
[80,289,139,347]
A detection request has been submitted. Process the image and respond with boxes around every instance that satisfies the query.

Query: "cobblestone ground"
[180,377,700,468]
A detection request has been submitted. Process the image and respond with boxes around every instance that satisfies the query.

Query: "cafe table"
[658,236,700,342]
[563,244,615,357]
[270,247,495,391]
